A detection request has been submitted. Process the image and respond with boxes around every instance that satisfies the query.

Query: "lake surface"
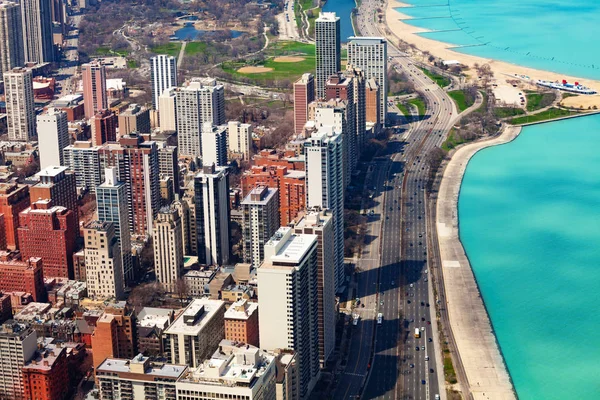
[173,23,244,41]
[322,0,356,42]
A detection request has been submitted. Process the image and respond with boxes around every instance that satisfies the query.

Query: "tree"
[128,282,165,308]
[175,278,190,306]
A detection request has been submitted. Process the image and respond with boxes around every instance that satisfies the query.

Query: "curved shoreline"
[435,126,521,400]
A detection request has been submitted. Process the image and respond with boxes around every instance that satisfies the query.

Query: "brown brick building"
[293,73,315,134]
[22,344,69,400]
[0,182,30,250]
[224,299,259,347]
[91,302,137,370]
[0,252,45,302]
[365,77,380,127]
[90,110,117,146]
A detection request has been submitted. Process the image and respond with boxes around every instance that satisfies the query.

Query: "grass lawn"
[443,350,457,384]
[494,107,525,118]
[419,67,451,87]
[268,41,315,56]
[408,98,426,117]
[222,56,315,82]
[127,59,138,69]
[441,129,467,151]
[525,91,555,112]
[307,8,320,37]
[509,107,579,125]
[185,42,207,55]
[447,90,475,113]
[396,103,410,117]
[95,47,129,56]
[150,42,182,57]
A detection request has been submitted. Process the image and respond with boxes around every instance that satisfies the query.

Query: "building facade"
[118,103,151,135]
[37,108,69,169]
[82,61,107,119]
[153,206,184,293]
[315,12,340,99]
[20,0,54,63]
[84,221,125,300]
[0,321,37,400]
[293,73,315,134]
[242,185,279,267]
[224,299,259,347]
[0,182,30,249]
[200,122,227,167]
[150,54,178,110]
[90,109,117,146]
[5,67,35,141]
[227,121,253,160]
[62,141,102,193]
[0,2,24,82]
[0,252,45,301]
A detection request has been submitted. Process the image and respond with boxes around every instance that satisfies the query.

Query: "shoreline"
[385,0,600,109]
[436,126,522,400]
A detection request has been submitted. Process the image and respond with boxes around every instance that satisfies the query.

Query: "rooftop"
[137,307,174,330]
[264,227,317,265]
[164,298,224,336]
[241,186,278,205]
[97,354,187,379]
[23,343,65,372]
[224,299,258,321]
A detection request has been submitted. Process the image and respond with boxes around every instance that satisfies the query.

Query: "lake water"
[173,23,244,41]
[322,0,356,42]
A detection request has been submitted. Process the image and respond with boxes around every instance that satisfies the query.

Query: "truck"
[377,313,383,324]
[414,328,421,338]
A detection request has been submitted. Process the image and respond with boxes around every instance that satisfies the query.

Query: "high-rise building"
[241,185,279,267]
[315,12,340,99]
[37,108,69,169]
[304,128,344,292]
[0,321,37,400]
[158,86,177,131]
[194,165,230,266]
[153,206,183,293]
[227,121,252,160]
[0,252,45,301]
[18,200,77,279]
[22,342,68,400]
[19,0,53,63]
[96,167,133,284]
[5,67,35,141]
[258,227,320,399]
[84,221,124,300]
[347,37,388,125]
[0,182,30,249]
[91,302,136,369]
[0,1,25,82]
[150,54,177,110]
[82,61,107,119]
[99,133,160,236]
[176,78,225,157]
[157,142,179,194]
[163,298,225,367]
[293,73,315,134]
[346,67,367,150]
[30,165,78,231]
[293,210,335,366]
[365,77,381,127]
[201,122,227,167]
[325,74,358,171]
[90,109,117,146]
[224,299,259,347]
[62,141,102,193]
[118,103,151,136]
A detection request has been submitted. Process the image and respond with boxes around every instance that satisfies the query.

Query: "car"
[424,278,428,282]
[407,300,411,304]
[355,298,360,304]
[420,302,425,306]
[421,317,425,321]
[425,355,429,361]
[421,380,426,385]
[426,303,430,307]
[380,300,384,305]
[435,395,440,400]
[428,338,433,342]
[361,303,365,308]
[410,318,414,322]
[410,363,415,368]
[415,346,419,351]
[421,326,425,331]
[430,368,434,373]
[409,283,414,288]
[421,346,425,350]
[427,321,431,325]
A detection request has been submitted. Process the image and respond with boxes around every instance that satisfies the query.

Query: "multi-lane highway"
[332,0,460,399]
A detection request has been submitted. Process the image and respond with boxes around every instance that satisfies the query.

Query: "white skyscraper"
[5,67,35,141]
[153,206,184,292]
[241,185,279,267]
[315,12,340,99]
[19,0,53,63]
[84,220,125,300]
[201,122,227,167]
[0,322,37,400]
[63,141,102,193]
[304,127,345,292]
[0,1,25,81]
[96,168,133,284]
[37,108,69,169]
[347,37,388,126]
[258,227,320,399]
[158,86,177,131]
[194,164,230,266]
[176,78,225,157]
[150,54,177,110]
[227,121,252,159]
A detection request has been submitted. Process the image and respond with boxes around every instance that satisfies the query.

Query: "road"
[276,0,300,41]
[53,13,83,96]
[331,0,460,399]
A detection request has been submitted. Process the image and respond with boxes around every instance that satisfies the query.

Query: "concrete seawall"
[435,126,522,400]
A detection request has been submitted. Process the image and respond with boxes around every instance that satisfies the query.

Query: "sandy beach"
[386,0,600,109]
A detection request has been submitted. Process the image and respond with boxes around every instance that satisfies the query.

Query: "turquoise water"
[459,115,600,399]
[322,0,356,42]
[398,0,600,80]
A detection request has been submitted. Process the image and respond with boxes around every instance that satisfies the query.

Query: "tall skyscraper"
[37,108,69,169]
[157,142,179,194]
[90,109,117,146]
[96,168,133,284]
[194,164,230,266]
[325,73,358,171]
[19,0,53,63]
[158,86,177,131]
[294,73,315,134]
[0,322,37,400]
[227,121,252,160]
[241,185,279,267]
[153,206,183,292]
[5,67,35,141]
[347,37,388,126]
[294,210,336,366]
[176,78,225,157]
[304,128,345,292]
[315,12,340,99]
[84,220,125,300]
[0,1,25,81]
[62,141,102,192]
[82,61,107,119]
[258,227,320,399]
[150,54,177,110]
[200,122,227,167]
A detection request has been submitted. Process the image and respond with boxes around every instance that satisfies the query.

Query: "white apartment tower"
[158,86,177,131]
[201,122,227,167]
[347,37,388,126]
[304,127,345,292]
[242,185,279,267]
[84,220,125,300]
[0,322,37,400]
[153,206,184,292]
[315,12,340,99]
[5,67,35,141]
[96,168,133,284]
[258,227,320,399]
[37,108,69,169]
[194,164,230,265]
[0,1,25,81]
[19,0,54,63]
[176,78,225,157]
[63,141,102,193]
[294,210,336,367]
[150,54,177,110]
[227,120,252,159]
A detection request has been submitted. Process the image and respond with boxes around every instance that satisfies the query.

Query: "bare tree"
[175,278,190,306]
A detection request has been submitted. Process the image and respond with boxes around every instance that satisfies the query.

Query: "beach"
[386,0,600,109]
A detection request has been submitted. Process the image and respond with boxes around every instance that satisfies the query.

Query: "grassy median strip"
[408,98,426,118]
[448,90,475,113]
[509,107,579,125]
[443,348,458,384]
[418,66,451,87]
[396,103,411,117]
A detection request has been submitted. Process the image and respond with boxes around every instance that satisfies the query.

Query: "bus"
[377,313,383,324]
[414,328,421,338]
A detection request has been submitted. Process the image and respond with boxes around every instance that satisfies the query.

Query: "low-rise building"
[224,299,259,347]
[137,307,175,357]
[183,268,217,297]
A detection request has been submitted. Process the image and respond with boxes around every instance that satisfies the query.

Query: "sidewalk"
[435,126,521,400]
